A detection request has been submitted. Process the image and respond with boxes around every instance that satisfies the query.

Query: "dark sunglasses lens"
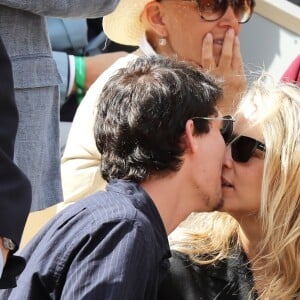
[198,0,227,21]
[234,0,253,23]
[221,116,233,144]
[231,136,257,162]
[198,0,253,23]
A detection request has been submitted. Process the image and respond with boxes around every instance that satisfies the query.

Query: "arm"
[0,0,121,18]
[56,51,128,106]
[85,53,128,90]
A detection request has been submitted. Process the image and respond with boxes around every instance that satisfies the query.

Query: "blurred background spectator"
[48,17,137,122]
[288,0,300,5]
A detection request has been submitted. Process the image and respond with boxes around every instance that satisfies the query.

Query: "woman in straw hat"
[61,0,255,204]
[158,77,300,299]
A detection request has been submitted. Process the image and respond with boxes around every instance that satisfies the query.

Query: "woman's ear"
[142,1,168,37]
[184,120,198,154]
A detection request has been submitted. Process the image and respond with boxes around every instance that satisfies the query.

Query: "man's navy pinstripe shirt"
[2,179,171,299]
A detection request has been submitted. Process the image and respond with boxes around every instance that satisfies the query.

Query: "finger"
[218,28,235,68]
[232,36,245,74]
[201,33,216,70]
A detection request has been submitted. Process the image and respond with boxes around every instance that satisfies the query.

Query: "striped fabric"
[2,180,171,299]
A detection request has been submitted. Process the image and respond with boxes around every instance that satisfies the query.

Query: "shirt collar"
[138,36,157,57]
[107,179,170,258]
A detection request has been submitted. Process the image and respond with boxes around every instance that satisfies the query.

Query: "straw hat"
[103,0,153,46]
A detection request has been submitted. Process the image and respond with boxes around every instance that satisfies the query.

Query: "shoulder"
[168,250,208,279]
[18,192,146,269]
[160,250,205,286]
[79,189,139,220]
[168,250,236,282]
[158,250,228,300]
[159,249,254,300]
[61,189,155,240]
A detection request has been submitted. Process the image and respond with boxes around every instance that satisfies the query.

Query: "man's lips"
[222,177,233,188]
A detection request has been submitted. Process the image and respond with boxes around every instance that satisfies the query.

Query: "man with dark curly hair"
[2,56,233,299]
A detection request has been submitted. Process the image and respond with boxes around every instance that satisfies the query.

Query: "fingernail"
[235,36,240,44]
[204,33,213,41]
[227,28,234,37]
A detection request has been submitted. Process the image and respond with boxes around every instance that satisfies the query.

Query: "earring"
[158,38,167,46]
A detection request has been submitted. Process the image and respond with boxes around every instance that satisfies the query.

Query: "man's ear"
[184,119,199,154]
[142,1,168,37]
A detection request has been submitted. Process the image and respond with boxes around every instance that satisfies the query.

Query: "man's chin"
[212,197,224,211]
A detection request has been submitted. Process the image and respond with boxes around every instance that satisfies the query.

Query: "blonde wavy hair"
[170,76,300,300]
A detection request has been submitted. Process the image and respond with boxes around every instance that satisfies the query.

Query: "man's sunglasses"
[194,0,255,24]
[192,115,234,144]
[229,135,266,163]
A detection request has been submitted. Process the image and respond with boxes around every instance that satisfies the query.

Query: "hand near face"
[201,29,246,115]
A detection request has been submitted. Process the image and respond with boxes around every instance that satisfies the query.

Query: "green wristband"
[75,56,86,105]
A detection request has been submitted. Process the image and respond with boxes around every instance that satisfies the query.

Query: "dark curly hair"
[94,56,222,182]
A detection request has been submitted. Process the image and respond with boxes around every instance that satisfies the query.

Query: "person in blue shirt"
[2,56,233,299]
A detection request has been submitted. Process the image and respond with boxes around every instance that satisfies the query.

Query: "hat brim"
[103,0,152,46]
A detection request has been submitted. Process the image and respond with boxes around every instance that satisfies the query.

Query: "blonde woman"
[158,78,300,300]
[61,0,255,204]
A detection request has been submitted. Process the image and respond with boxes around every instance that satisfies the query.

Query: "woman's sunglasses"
[229,135,266,163]
[195,0,255,24]
[192,115,234,144]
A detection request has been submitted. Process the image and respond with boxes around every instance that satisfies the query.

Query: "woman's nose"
[218,6,240,31]
[223,145,234,168]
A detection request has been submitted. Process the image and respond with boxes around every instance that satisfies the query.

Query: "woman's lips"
[222,177,233,188]
[213,38,224,46]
